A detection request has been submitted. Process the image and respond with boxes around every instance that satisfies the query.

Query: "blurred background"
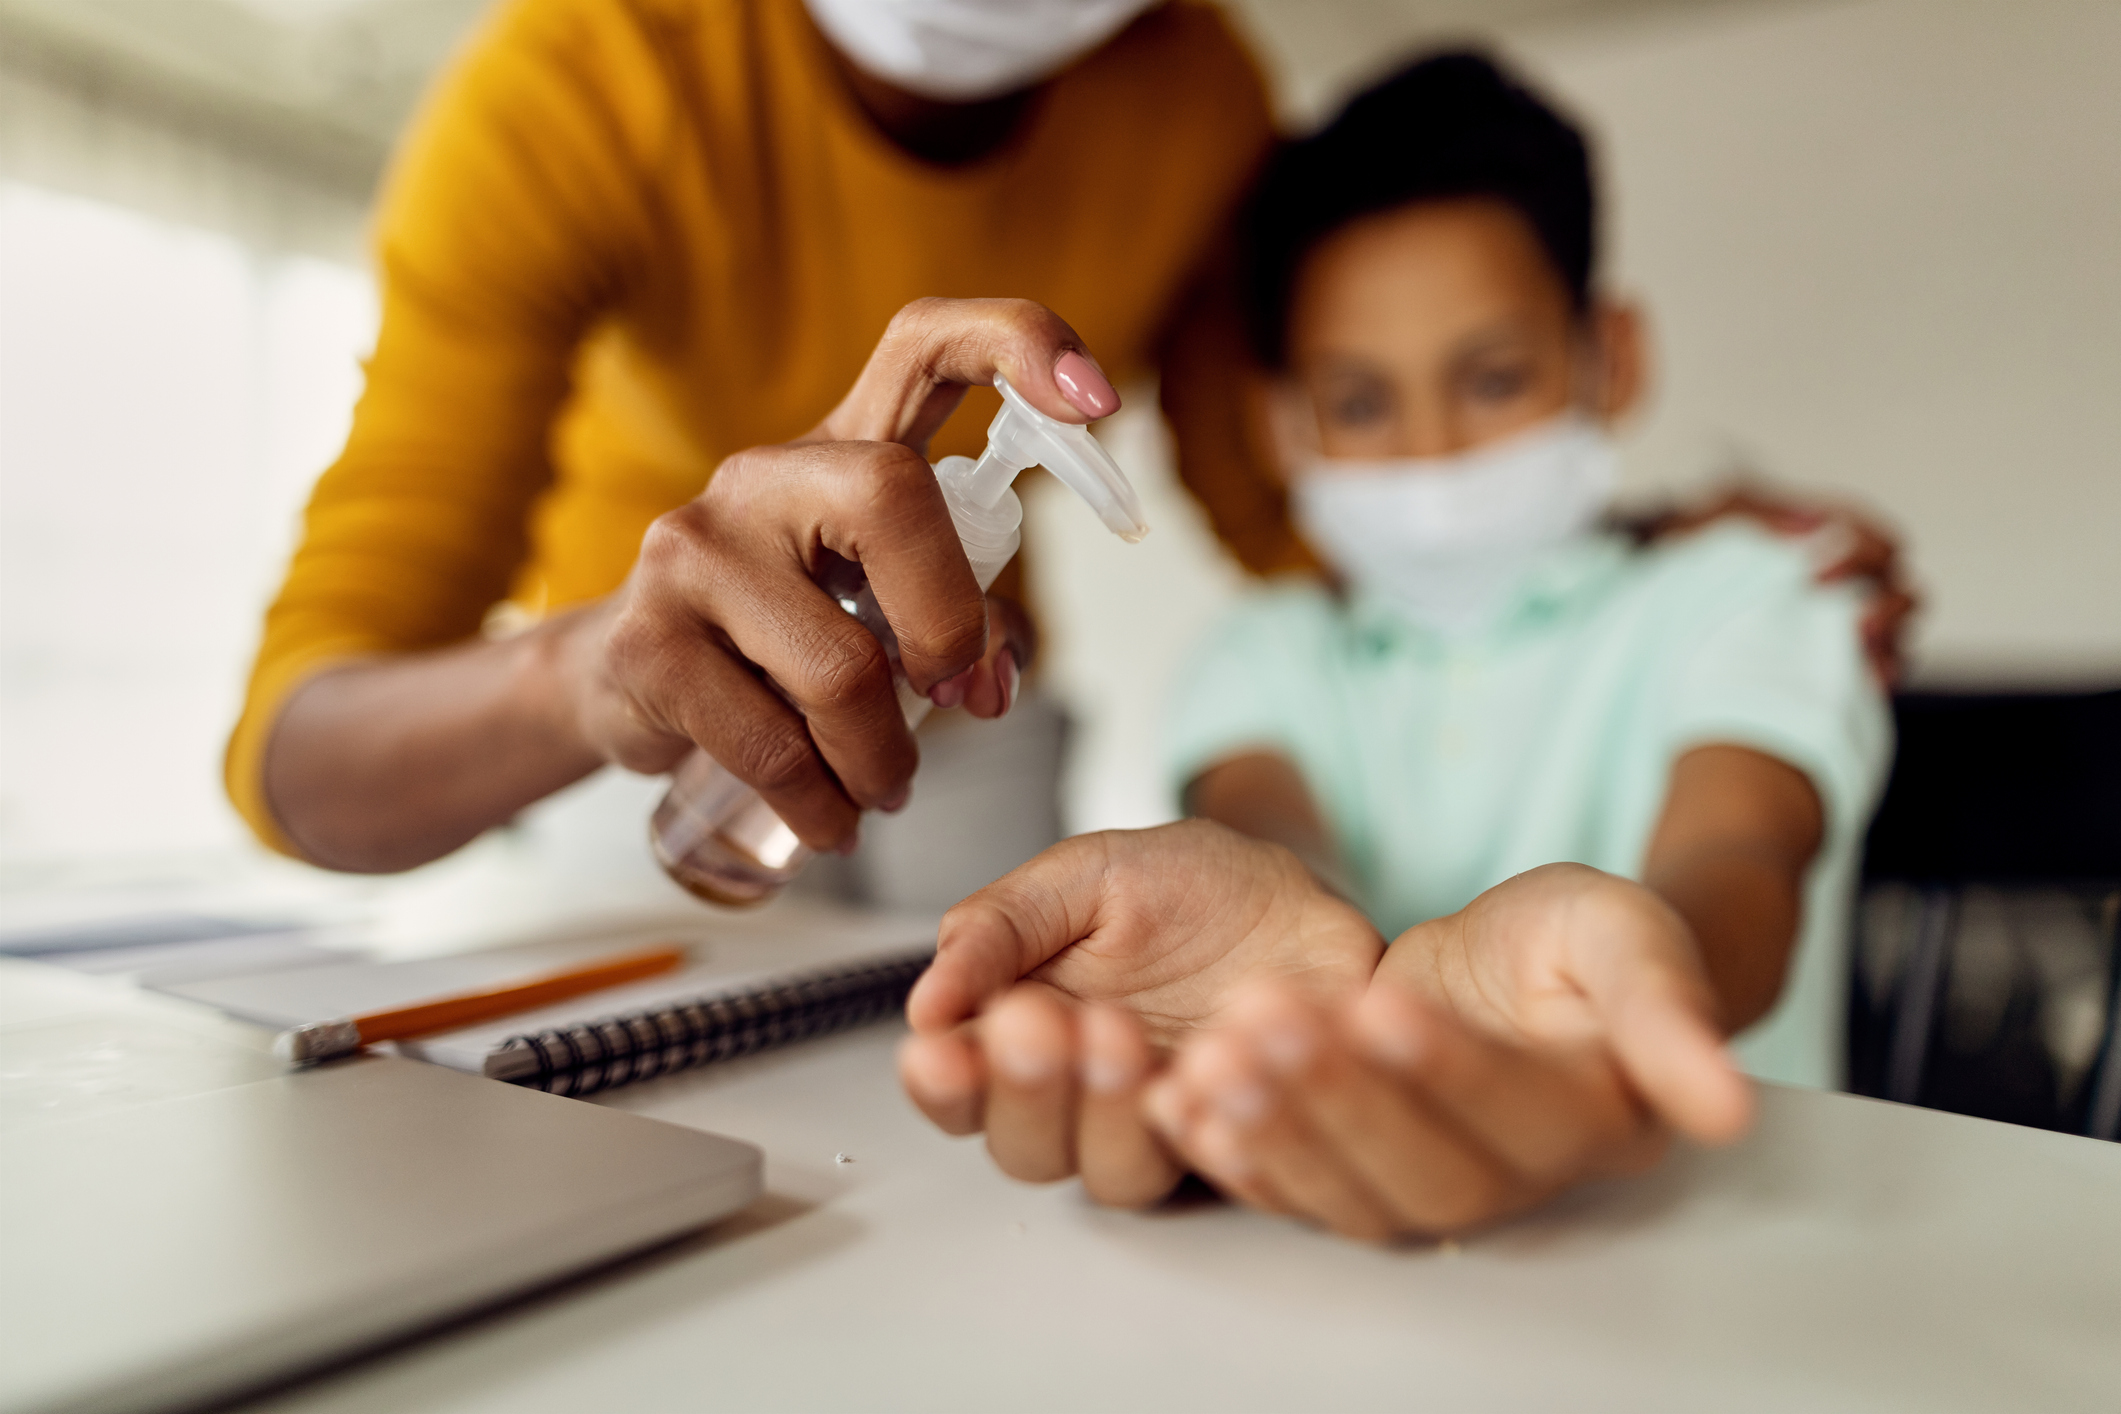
[2,0,2117,876]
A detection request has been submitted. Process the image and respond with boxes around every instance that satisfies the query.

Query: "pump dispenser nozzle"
[965,375,1149,540]
[652,372,1149,908]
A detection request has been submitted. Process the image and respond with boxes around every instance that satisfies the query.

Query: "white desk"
[236,1018,2121,1414]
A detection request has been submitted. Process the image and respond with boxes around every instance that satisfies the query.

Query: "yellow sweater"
[230,0,1296,852]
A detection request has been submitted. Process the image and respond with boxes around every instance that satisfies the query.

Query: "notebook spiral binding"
[489,950,932,1098]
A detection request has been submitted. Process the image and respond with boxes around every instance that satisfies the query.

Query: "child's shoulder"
[1598,519,1868,675]
[1621,518,1821,614]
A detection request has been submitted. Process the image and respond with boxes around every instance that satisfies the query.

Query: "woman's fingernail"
[1053,350,1119,419]
[997,650,1019,717]
[928,666,973,710]
[880,787,910,814]
[1804,520,1858,575]
[835,826,862,857]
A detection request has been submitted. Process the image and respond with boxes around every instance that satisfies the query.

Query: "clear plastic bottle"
[651,375,1150,906]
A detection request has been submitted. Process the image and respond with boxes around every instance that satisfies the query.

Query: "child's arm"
[1642,744,1824,1033]
[1185,751,1355,897]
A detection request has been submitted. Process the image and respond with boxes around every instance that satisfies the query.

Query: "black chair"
[1848,688,2121,1140]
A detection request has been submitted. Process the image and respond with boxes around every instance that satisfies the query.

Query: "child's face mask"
[1290,411,1617,635]
[805,0,1155,102]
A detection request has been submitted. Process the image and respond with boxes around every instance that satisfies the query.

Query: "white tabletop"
[236,1016,2121,1414]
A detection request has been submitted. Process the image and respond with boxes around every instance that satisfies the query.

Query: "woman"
[231,0,1908,890]
[230,0,1283,874]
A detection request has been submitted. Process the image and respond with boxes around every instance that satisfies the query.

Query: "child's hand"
[898,820,1384,1207]
[1140,864,1754,1242]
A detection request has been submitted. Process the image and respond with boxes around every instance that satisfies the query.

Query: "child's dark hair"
[1241,50,1597,368]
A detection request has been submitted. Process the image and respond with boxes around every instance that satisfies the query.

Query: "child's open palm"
[900,822,1754,1238]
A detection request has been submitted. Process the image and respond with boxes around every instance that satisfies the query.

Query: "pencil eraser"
[274,1018,362,1067]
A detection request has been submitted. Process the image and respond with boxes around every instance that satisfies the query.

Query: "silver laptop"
[0,960,761,1414]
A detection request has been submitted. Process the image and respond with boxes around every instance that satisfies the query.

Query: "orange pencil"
[273,945,688,1066]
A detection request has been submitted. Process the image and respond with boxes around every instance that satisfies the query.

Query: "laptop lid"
[0,961,761,1414]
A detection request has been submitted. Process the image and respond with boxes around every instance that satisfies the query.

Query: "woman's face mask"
[1289,411,1619,636]
[805,0,1157,103]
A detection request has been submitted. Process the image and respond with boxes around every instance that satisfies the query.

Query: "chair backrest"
[1862,689,2121,883]
[1850,688,2121,1140]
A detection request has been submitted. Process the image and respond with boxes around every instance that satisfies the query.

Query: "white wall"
[1034,0,2121,835]
[1512,0,2121,679]
[0,55,371,262]
[0,183,375,872]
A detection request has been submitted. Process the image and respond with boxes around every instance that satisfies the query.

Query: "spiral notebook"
[157,918,935,1098]
[473,950,929,1096]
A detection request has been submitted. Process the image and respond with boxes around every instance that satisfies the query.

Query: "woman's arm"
[1642,743,1824,1033]
[228,4,656,862]
[265,613,605,873]
[262,301,1105,872]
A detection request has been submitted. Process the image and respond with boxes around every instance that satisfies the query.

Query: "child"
[1167,51,1890,1088]
[897,52,1895,1242]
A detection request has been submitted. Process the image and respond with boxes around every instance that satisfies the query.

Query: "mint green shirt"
[1165,523,1892,1088]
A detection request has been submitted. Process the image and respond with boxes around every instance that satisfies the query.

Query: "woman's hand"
[267,298,1112,870]
[1141,864,1753,1242]
[899,820,1385,1207]
[559,298,1116,853]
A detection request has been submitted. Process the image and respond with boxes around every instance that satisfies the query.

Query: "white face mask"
[1290,411,1619,635]
[806,0,1156,103]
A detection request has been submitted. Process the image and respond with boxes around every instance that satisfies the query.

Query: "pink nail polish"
[997,650,1019,717]
[929,668,970,710]
[1053,350,1119,419]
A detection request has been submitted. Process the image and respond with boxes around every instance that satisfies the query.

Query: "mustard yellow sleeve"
[224,0,670,852]
[1158,239,1317,579]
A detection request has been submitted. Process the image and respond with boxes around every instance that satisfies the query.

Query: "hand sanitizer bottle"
[651,376,1149,906]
